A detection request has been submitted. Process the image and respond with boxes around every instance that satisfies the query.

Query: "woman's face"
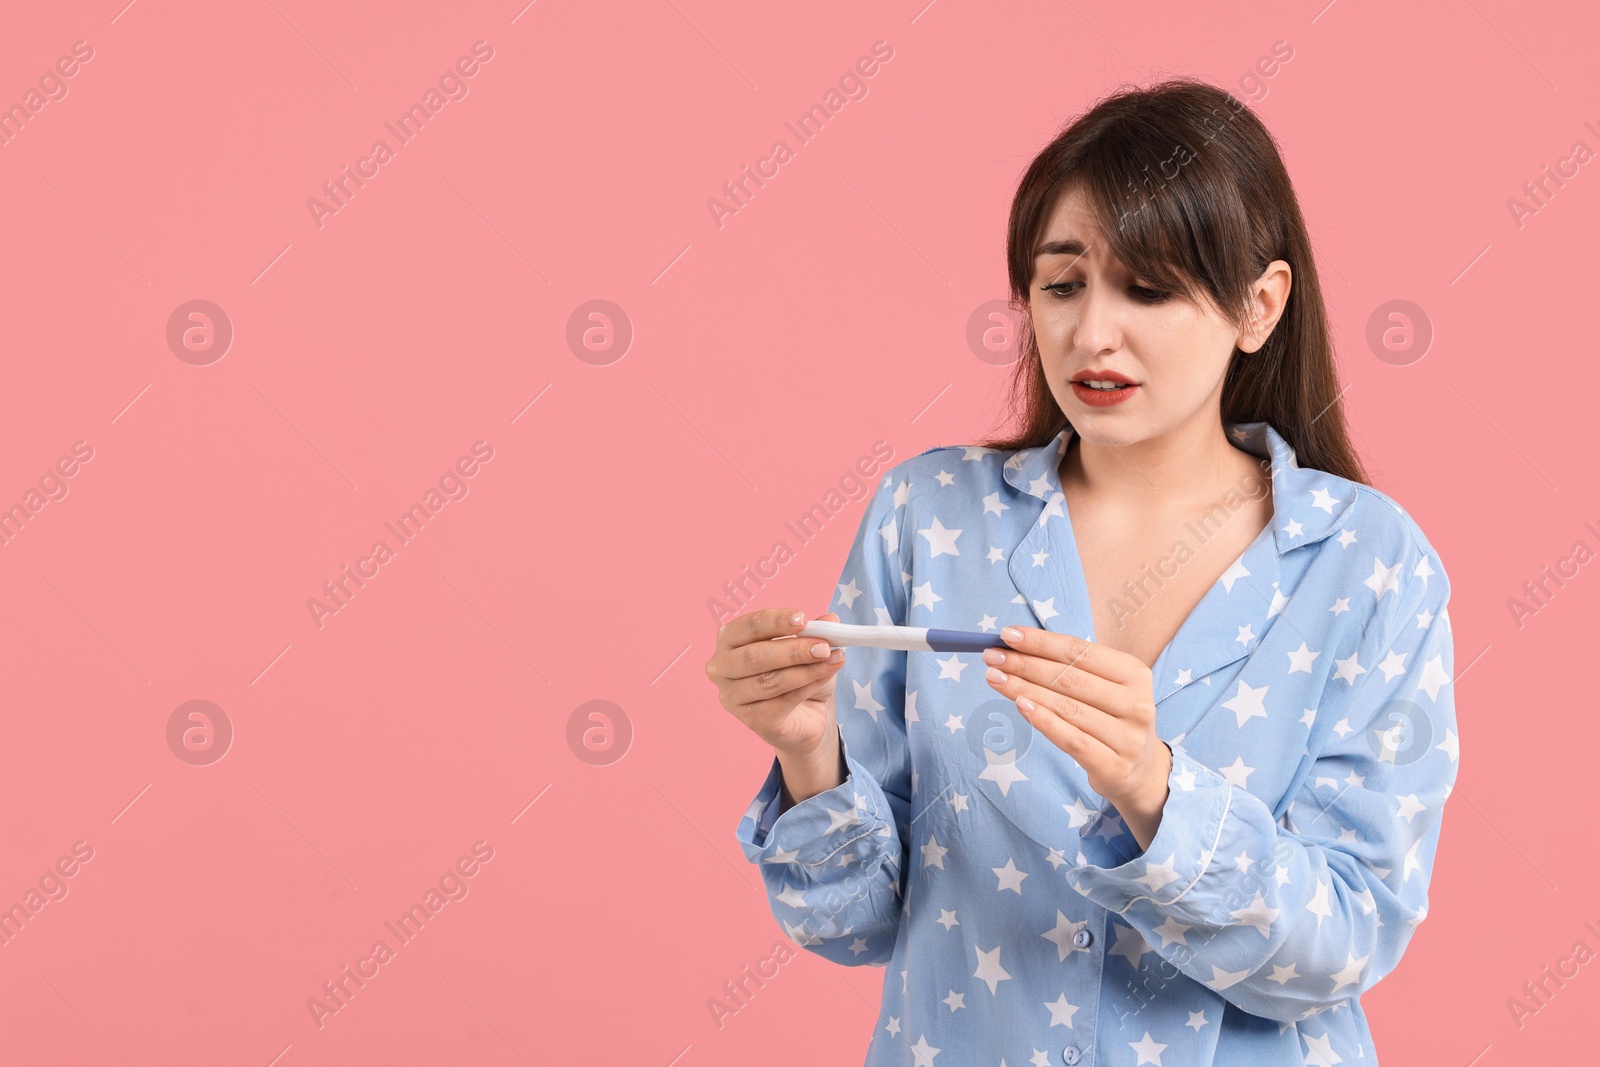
[1027,185,1284,448]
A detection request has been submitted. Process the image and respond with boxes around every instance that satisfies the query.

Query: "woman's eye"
[1039,281,1170,303]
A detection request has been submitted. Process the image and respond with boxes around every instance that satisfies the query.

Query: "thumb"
[818,611,840,622]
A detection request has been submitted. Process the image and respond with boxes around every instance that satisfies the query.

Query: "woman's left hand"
[982,625,1173,851]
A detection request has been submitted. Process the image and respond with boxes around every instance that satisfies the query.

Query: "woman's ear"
[1239,260,1292,353]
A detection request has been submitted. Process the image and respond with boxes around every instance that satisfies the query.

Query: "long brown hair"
[979,77,1370,487]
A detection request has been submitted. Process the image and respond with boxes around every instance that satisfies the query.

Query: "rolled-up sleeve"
[733,475,913,967]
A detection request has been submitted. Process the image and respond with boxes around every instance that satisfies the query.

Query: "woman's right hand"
[706,608,847,759]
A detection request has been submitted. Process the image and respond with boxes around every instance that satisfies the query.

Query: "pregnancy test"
[796,620,1006,654]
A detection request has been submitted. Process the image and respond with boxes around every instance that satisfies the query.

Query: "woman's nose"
[1071,286,1122,353]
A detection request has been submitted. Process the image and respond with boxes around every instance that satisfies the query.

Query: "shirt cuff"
[735,730,895,869]
[1068,743,1232,913]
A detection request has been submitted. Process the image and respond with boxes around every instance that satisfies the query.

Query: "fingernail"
[790,611,804,626]
[982,648,1005,665]
[986,666,1007,684]
[811,642,830,658]
[1002,627,1024,643]
[827,648,844,664]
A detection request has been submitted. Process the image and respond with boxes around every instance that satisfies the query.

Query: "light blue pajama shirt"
[733,420,1458,1066]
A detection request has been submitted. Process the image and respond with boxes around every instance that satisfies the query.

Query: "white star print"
[1044,993,1080,1027]
[1416,654,1451,701]
[1230,890,1280,937]
[1287,641,1320,673]
[852,680,885,721]
[1267,963,1300,985]
[1302,1030,1343,1067]
[1218,756,1255,787]
[1093,809,1125,842]
[1222,679,1270,727]
[1040,912,1089,961]
[1363,555,1402,600]
[978,748,1030,795]
[824,803,860,834]
[1206,965,1249,990]
[1304,878,1332,929]
[782,917,819,947]
[1062,797,1095,827]
[1401,837,1423,882]
[919,516,962,557]
[1130,1031,1168,1065]
[1328,950,1370,994]
[1109,924,1151,969]
[1376,649,1408,681]
[1436,727,1459,761]
[992,858,1029,894]
[877,515,899,555]
[1150,915,1192,948]
[1332,651,1367,685]
[973,945,1013,994]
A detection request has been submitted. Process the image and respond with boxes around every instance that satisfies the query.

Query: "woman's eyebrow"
[1036,238,1090,257]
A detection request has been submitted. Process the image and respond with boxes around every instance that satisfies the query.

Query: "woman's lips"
[1070,381,1139,407]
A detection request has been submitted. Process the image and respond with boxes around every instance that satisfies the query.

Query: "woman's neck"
[1060,417,1263,518]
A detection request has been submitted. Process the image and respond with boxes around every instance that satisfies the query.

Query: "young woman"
[707,77,1456,1066]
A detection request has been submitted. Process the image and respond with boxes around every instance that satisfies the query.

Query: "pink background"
[0,0,1592,1063]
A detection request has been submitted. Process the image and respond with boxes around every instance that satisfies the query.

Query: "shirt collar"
[998,418,1360,707]
[1000,419,1357,556]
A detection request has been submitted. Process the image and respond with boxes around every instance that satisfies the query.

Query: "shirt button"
[1062,1045,1082,1065]
[1073,929,1093,948]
